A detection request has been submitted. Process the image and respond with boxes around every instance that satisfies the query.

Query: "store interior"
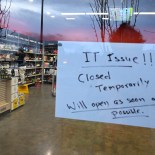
[0,0,155,155]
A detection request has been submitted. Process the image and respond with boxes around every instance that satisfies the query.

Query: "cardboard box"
[11,93,18,102]
[11,77,18,86]
[14,69,19,77]
[11,85,18,94]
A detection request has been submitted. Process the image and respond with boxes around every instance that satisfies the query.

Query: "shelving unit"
[43,42,58,84]
[0,30,58,86]
[0,29,43,77]
[23,37,43,86]
[0,29,58,115]
[25,54,43,85]
[0,29,43,114]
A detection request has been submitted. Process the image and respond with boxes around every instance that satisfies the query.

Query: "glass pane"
[43,1,155,155]
[9,0,41,38]
[44,0,155,44]
[0,1,154,155]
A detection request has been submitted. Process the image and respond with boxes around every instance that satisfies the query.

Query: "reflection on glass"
[8,0,41,39]
[89,0,143,42]
[109,23,145,43]
[0,1,154,155]
[0,0,12,38]
[4,0,154,43]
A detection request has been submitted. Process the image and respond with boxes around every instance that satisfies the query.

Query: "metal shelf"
[26,67,36,70]
[44,74,51,76]
[25,52,42,55]
[25,60,42,62]
[44,54,57,56]
[44,60,54,62]
[0,49,18,52]
[26,74,42,78]
[26,67,42,70]
[0,59,14,62]
[26,82,35,85]
[36,67,43,69]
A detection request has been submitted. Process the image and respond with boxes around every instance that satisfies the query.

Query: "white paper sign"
[56,41,155,128]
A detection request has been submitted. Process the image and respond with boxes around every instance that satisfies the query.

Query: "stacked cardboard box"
[9,77,25,110]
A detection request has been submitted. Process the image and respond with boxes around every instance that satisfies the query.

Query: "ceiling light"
[66,18,76,20]
[86,12,108,15]
[46,11,51,15]
[29,0,34,2]
[61,12,108,16]
[50,16,55,18]
[61,12,155,16]
[134,12,155,15]
[63,61,68,64]
[102,17,109,20]
[61,13,85,16]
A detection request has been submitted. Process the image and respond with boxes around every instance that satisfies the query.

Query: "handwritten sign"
[56,41,155,128]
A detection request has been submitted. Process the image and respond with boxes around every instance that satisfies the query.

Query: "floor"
[0,84,155,155]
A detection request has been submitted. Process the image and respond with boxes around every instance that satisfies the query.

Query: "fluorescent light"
[66,18,76,20]
[63,61,68,64]
[61,13,85,16]
[102,17,109,20]
[134,12,155,15]
[29,0,33,2]
[46,11,51,15]
[50,16,55,18]
[86,12,108,15]
[61,12,155,17]
[61,12,108,16]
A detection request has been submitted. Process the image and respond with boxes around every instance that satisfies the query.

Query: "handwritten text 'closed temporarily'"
[56,41,155,129]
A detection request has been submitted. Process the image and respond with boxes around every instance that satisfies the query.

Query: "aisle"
[0,84,155,155]
[0,85,62,155]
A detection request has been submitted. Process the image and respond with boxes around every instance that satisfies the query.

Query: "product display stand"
[43,42,57,84]
[9,77,25,111]
[0,79,11,114]
[25,52,43,86]
[43,42,57,97]
[0,77,25,114]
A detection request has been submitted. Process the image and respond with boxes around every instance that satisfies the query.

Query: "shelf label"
[56,41,155,128]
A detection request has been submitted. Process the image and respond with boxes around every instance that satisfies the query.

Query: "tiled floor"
[0,84,155,155]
